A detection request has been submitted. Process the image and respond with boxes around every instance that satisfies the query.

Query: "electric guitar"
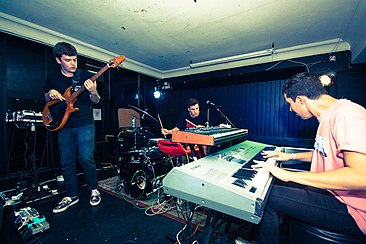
[42,55,126,131]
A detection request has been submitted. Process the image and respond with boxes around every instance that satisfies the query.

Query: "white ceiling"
[1,0,366,79]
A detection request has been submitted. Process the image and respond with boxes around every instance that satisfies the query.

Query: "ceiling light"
[190,48,274,68]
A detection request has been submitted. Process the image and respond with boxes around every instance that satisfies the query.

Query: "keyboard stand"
[176,201,242,243]
[202,209,232,244]
[202,209,217,243]
[199,209,232,244]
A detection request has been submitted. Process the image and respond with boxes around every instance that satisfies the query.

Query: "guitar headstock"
[108,55,126,68]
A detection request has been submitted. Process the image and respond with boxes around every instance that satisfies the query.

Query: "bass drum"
[119,147,173,198]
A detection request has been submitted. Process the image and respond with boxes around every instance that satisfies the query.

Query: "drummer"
[161,98,207,157]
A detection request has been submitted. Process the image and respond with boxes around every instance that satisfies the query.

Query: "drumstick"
[157,114,164,128]
[157,114,166,138]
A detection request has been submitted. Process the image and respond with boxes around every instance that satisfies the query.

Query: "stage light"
[319,71,337,87]
[162,81,171,90]
[154,87,162,99]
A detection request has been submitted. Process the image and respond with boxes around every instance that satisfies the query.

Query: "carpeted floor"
[98,176,208,229]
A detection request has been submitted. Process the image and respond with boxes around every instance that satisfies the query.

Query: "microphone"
[206,100,220,107]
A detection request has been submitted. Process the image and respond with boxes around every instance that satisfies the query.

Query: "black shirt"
[176,110,207,130]
[44,69,95,128]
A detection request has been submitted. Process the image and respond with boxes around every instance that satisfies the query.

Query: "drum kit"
[116,106,173,198]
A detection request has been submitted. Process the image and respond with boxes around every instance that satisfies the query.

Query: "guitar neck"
[66,64,110,103]
[90,63,110,82]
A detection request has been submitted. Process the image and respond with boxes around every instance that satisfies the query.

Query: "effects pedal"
[0,191,21,207]
[10,207,50,239]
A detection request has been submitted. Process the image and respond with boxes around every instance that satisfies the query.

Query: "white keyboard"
[163,140,279,224]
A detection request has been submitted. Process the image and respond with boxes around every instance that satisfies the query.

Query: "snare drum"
[117,127,150,152]
[149,138,166,146]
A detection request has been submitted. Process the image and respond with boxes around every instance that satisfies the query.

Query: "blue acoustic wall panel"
[156,79,318,148]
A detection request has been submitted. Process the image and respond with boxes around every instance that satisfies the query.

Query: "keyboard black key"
[232,168,257,180]
[264,146,276,151]
[232,179,247,188]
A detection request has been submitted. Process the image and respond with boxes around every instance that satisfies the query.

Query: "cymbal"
[128,105,159,123]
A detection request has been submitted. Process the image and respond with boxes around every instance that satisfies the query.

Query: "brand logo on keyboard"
[190,165,201,170]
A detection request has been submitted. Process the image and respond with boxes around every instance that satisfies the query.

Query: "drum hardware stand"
[115,177,128,193]
[133,127,138,150]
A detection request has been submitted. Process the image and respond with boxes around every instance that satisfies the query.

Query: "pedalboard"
[10,207,50,239]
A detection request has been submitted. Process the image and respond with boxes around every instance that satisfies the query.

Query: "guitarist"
[44,42,101,213]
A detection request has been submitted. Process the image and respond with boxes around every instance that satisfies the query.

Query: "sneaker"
[53,196,79,213]
[90,189,101,206]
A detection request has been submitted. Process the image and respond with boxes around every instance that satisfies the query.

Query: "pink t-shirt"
[311,99,366,235]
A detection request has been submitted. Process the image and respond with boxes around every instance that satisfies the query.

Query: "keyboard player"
[161,98,207,157]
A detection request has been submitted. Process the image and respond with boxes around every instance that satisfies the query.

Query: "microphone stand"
[206,108,210,127]
[214,106,235,128]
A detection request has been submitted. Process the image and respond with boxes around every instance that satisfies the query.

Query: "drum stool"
[157,140,195,166]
